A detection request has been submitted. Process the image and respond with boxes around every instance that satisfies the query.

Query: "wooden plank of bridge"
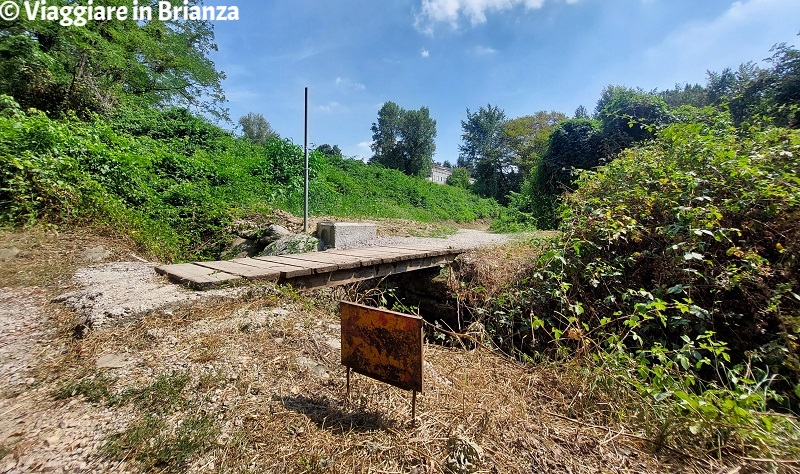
[193,259,295,281]
[155,244,466,290]
[153,263,242,289]
[251,255,340,276]
[266,252,363,271]
[323,247,428,264]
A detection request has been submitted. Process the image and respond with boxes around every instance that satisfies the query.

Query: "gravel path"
[363,229,515,250]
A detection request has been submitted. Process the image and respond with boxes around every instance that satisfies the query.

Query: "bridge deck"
[155,244,464,290]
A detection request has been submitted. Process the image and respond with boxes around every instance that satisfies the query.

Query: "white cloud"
[421,48,430,58]
[415,0,556,31]
[473,45,497,55]
[317,101,342,113]
[354,141,373,162]
[334,77,366,91]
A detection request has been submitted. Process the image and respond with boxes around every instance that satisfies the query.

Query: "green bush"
[1,102,500,261]
[502,116,799,406]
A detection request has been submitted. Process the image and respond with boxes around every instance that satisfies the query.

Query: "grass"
[102,414,218,473]
[0,107,501,262]
[35,261,756,473]
[54,373,117,404]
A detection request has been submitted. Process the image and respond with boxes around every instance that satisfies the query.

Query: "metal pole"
[304,87,309,233]
[411,390,417,424]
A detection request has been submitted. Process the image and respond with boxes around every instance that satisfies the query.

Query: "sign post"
[303,87,309,234]
[340,301,423,422]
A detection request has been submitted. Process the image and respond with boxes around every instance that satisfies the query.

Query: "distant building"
[429,164,452,185]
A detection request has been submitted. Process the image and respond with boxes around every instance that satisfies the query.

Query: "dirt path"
[363,228,527,249]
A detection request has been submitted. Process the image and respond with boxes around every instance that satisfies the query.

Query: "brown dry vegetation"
[0,227,792,473]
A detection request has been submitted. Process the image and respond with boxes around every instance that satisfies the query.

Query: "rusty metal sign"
[340,301,423,393]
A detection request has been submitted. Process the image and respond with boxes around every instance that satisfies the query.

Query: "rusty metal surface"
[340,301,423,393]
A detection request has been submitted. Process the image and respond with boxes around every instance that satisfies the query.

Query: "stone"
[221,237,260,259]
[0,247,20,261]
[295,356,330,379]
[82,246,111,263]
[258,224,292,244]
[96,353,130,369]
[445,427,484,474]
[316,222,376,249]
[44,429,63,447]
[261,234,319,256]
[324,337,341,351]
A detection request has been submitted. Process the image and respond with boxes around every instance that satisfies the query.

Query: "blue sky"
[208,0,800,163]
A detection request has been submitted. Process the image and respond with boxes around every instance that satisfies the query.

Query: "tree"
[503,111,567,179]
[239,113,278,144]
[442,160,452,168]
[315,144,342,157]
[574,105,589,119]
[0,1,227,119]
[459,104,516,203]
[446,167,471,189]
[659,83,709,108]
[542,118,602,189]
[595,86,669,157]
[370,101,403,169]
[398,107,437,177]
[370,101,436,177]
[766,43,800,127]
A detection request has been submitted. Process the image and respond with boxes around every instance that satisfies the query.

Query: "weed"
[54,373,117,404]
[103,413,218,473]
[116,372,190,413]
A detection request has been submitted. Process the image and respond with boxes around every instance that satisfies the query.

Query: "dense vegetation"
[443,44,800,462]
[0,0,226,119]
[0,100,498,261]
[369,101,437,178]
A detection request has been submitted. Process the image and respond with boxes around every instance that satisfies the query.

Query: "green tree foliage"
[370,101,402,168]
[573,105,589,119]
[499,118,602,230]
[370,101,436,177]
[504,111,567,179]
[542,118,602,189]
[238,113,278,144]
[458,104,517,203]
[445,167,471,189]
[0,0,227,119]
[315,144,342,157]
[658,83,709,108]
[767,43,800,127]
[595,86,670,157]
[111,106,231,155]
[398,107,437,178]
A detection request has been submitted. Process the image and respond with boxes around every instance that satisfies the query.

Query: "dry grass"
[5,227,791,473]
[38,286,702,474]
[0,225,143,291]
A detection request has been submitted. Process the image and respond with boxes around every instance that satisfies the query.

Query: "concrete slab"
[317,222,377,249]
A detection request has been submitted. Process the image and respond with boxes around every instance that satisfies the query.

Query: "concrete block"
[317,222,377,249]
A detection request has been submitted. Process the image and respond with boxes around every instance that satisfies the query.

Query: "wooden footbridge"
[155,243,465,290]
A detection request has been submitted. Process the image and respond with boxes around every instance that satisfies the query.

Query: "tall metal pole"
[304,87,309,233]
